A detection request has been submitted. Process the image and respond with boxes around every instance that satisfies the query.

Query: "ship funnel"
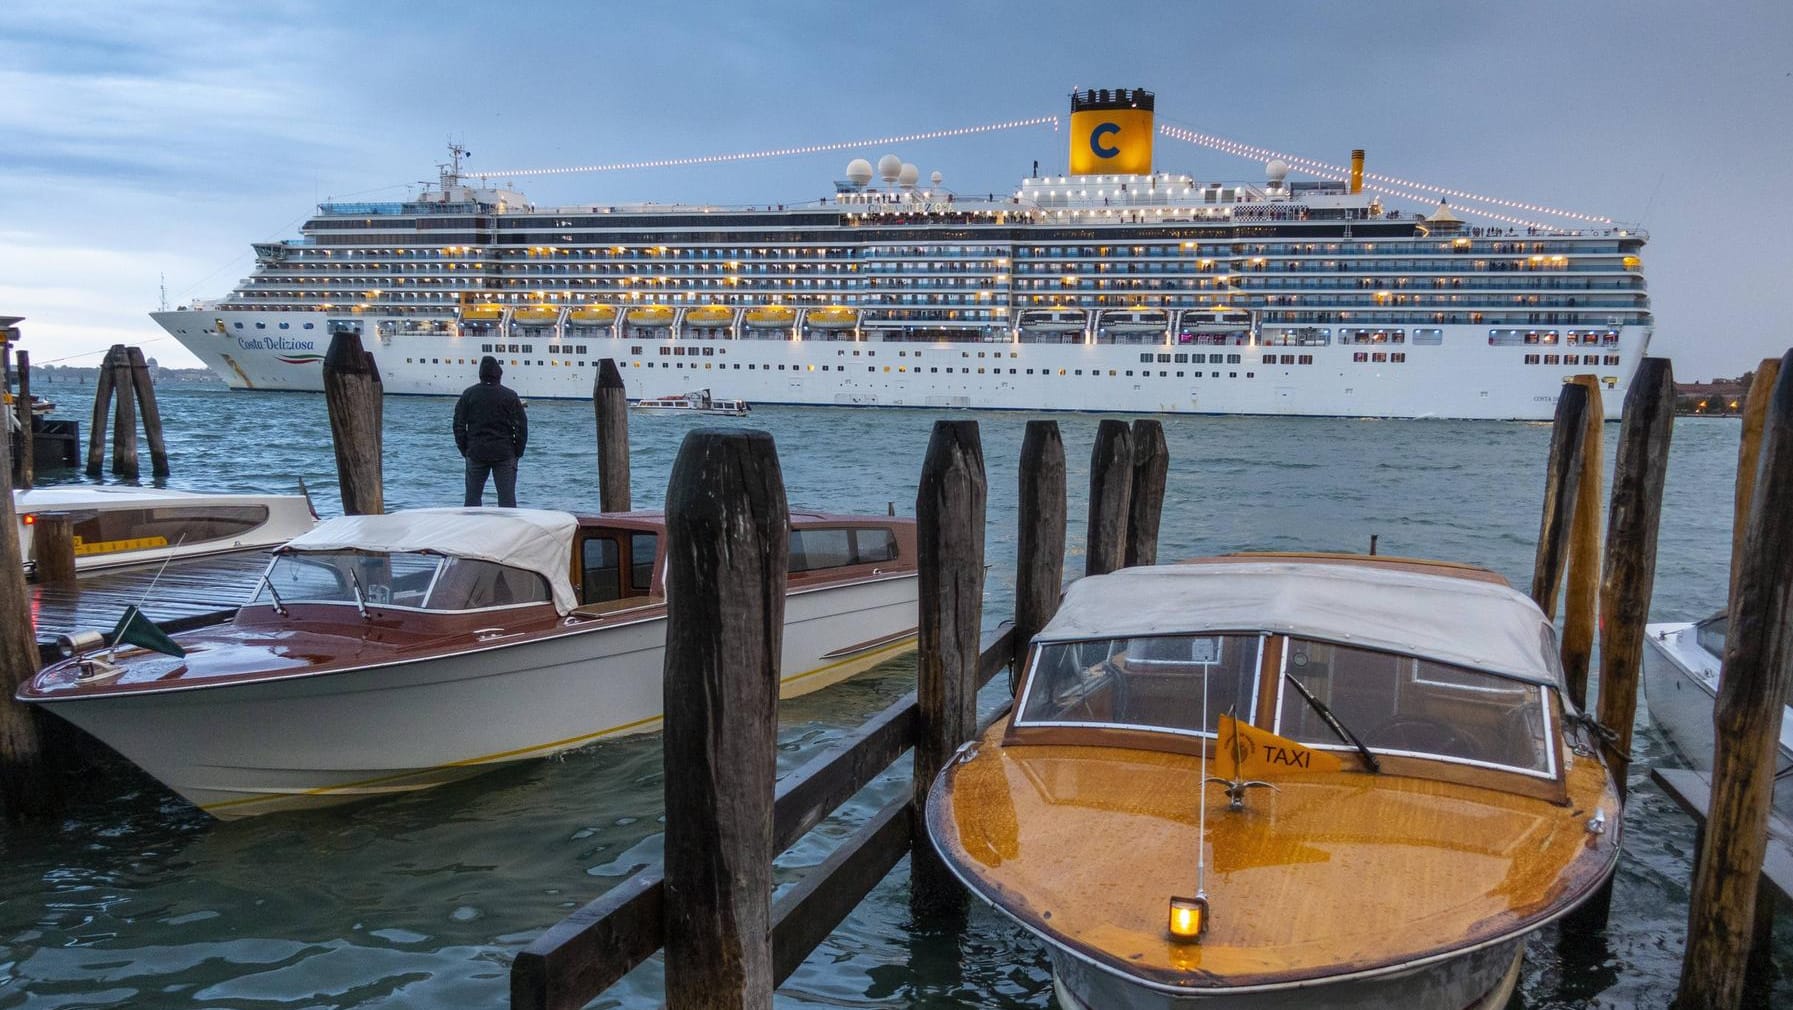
[1350,149,1365,194]
[1069,88,1155,177]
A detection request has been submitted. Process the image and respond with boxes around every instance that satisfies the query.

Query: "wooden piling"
[1560,376,1605,709]
[1124,419,1169,568]
[13,350,31,489]
[1085,419,1133,577]
[1014,420,1066,682]
[322,331,384,515]
[0,396,50,820]
[1593,357,1674,797]
[109,348,137,478]
[594,359,630,513]
[1676,350,1791,1010]
[84,345,118,477]
[660,428,788,1010]
[31,513,77,586]
[1529,382,1589,618]
[126,347,170,477]
[912,420,986,916]
[1730,357,1781,605]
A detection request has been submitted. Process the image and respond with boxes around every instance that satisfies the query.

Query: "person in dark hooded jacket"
[453,355,528,507]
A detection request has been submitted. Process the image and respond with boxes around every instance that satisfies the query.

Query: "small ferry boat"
[1643,612,1793,819]
[632,389,750,416]
[14,485,318,576]
[20,507,917,818]
[927,555,1621,1010]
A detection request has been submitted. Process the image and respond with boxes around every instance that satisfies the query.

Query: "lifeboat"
[684,306,736,328]
[459,303,504,322]
[1018,308,1088,333]
[512,306,560,323]
[1101,307,1171,334]
[744,305,798,329]
[806,306,859,330]
[568,305,618,325]
[626,305,677,327]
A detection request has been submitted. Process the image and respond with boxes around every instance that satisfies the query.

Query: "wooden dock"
[27,550,267,647]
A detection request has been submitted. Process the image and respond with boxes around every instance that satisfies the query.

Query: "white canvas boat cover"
[1036,561,1562,687]
[280,508,579,614]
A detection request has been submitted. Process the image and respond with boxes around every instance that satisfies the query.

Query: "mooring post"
[1593,358,1675,797]
[1560,375,1605,709]
[13,349,32,489]
[30,513,77,586]
[1085,419,1133,577]
[594,359,630,512]
[84,345,118,477]
[109,347,137,478]
[1125,418,1169,568]
[126,347,170,477]
[1529,382,1590,618]
[0,398,50,821]
[322,330,384,516]
[1730,357,1781,604]
[912,420,986,917]
[661,428,788,1010]
[1675,350,1792,1010]
[1014,420,1066,682]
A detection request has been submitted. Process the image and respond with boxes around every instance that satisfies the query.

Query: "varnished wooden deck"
[27,550,270,645]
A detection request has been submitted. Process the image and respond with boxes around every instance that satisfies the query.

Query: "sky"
[2,1,1790,381]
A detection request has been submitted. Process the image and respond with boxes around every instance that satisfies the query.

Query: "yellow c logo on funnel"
[1069,107,1153,175]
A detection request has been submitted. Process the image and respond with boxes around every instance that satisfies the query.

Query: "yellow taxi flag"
[1216,713,1342,779]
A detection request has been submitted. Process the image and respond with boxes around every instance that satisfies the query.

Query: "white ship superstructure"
[154,89,1651,419]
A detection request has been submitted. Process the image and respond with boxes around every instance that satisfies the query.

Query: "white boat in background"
[14,485,318,576]
[1643,613,1793,820]
[632,389,751,416]
[20,506,918,818]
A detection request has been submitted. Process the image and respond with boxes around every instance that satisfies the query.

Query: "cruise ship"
[154,89,1651,419]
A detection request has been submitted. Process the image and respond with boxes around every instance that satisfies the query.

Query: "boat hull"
[39,574,916,818]
[1642,622,1793,816]
[1052,939,1522,1010]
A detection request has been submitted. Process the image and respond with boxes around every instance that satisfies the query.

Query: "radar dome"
[877,154,902,184]
[1266,159,1290,183]
[930,170,943,187]
[898,163,919,188]
[845,159,873,187]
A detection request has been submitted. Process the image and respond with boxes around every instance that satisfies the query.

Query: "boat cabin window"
[68,505,270,558]
[1695,612,1727,658]
[1275,638,1553,776]
[631,534,658,592]
[789,527,898,573]
[1016,634,1263,737]
[252,551,550,611]
[580,531,659,605]
[581,538,621,604]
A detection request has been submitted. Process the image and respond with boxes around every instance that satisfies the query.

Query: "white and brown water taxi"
[21,506,916,818]
[927,555,1621,1010]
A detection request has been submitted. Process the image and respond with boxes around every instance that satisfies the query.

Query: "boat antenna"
[134,534,188,612]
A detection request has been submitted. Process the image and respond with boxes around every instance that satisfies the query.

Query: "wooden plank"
[510,871,663,1010]
[27,550,270,644]
[594,359,630,513]
[772,795,912,984]
[1529,381,1588,618]
[1084,419,1133,577]
[774,693,916,854]
[1652,768,1793,901]
[1015,421,1066,683]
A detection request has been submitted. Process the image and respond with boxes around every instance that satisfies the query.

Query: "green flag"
[110,605,187,659]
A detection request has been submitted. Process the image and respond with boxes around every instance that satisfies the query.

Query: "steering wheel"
[1367,717,1476,756]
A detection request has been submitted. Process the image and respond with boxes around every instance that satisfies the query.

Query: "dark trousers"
[464,456,518,508]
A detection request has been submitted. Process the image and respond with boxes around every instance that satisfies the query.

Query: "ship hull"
[154,309,1646,421]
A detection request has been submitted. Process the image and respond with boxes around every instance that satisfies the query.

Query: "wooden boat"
[15,485,318,576]
[927,555,1621,1009]
[20,507,917,818]
[633,389,750,416]
[1643,612,1793,819]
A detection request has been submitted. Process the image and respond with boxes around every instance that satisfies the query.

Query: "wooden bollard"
[84,345,119,477]
[126,347,170,477]
[1085,419,1133,577]
[1560,375,1605,709]
[1125,418,1169,567]
[1593,357,1674,797]
[0,397,50,820]
[30,513,77,586]
[912,420,986,916]
[322,331,384,515]
[110,348,137,478]
[1529,382,1589,618]
[1729,357,1781,604]
[594,359,630,512]
[1014,420,1066,682]
[661,428,788,1010]
[13,349,31,489]
[1676,350,1791,1010]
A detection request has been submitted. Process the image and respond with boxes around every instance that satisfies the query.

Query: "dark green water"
[2,384,1785,1008]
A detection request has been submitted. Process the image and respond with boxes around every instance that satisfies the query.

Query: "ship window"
[632,346,642,355]
[1227,354,1241,363]
[1524,354,1541,364]
[279,323,290,329]
[1016,633,1263,738]
[304,323,315,329]
[660,347,671,355]
[1139,354,1153,363]
[1391,353,1406,363]
[234,322,244,329]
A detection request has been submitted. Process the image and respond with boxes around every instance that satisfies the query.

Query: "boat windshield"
[1016,634,1264,737]
[252,551,552,611]
[1276,637,1554,776]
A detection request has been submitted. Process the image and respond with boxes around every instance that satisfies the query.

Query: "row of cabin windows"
[629,362,1258,379]
[1523,354,1624,366]
[578,528,898,607]
[1352,352,1408,363]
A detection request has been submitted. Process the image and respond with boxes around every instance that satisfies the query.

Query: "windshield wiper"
[347,569,372,621]
[1282,670,1380,773]
[259,573,289,617]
